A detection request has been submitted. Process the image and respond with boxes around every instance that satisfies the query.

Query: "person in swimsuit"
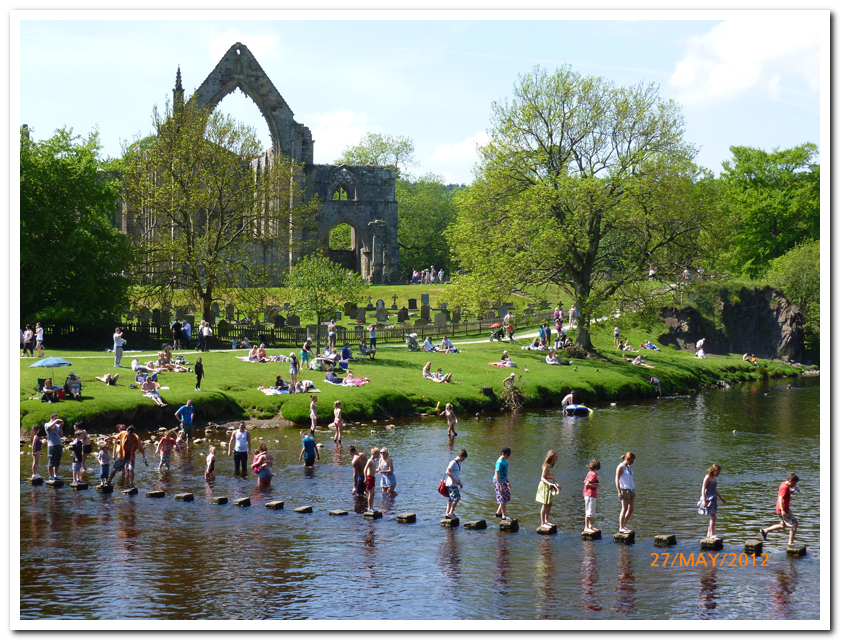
[30,424,43,479]
[309,396,318,435]
[364,449,380,511]
[438,402,458,437]
[377,447,397,496]
[535,450,560,527]
[698,463,726,539]
[205,446,216,483]
[330,400,343,443]
[349,446,367,497]
[615,452,636,533]
[253,444,275,487]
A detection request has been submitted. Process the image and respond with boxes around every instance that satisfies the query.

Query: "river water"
[18,377,821,621]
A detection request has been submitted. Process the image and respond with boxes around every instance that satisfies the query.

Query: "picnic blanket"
[237,355,292,363]
[488,361,516,368]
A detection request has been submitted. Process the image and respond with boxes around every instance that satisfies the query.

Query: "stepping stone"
[70,482,89,491]
[45,479,64,488]
[700,537,723,551]
[582,529,602,541]
[28,478,44,486]
[499,519,519,533]
[328,509,348,516]
[96,484,114,494]
[440,516,460,528]
[121,487,138,496]
[744,539,763,555]
[363,510,383,520]
[655,534,677,547]
[233,498,251,507]
[293,505,313,514]
[537,524,557,535]
[396,513,416,524]
[614,530,635,544]
[174,493,194,502]
[146,490,165,498]
[266,501,285,510]
[786,545,807,557]
[210,496,228,505]
[465,519,487,530]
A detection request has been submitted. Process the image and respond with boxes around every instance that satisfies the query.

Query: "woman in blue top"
[493,447,512,520]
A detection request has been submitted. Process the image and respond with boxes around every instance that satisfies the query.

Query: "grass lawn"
[19,322,801,434]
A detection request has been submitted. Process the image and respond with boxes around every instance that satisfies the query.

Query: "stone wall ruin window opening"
[332,186,349,201]
[328,222,354,251]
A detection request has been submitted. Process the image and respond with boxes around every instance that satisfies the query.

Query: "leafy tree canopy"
[335,132,416,177]
[20,126,131,324]
[766,239,820,356]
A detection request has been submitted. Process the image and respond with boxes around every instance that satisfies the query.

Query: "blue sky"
[14,11,825,184]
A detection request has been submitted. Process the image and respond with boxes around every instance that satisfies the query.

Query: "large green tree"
[20,126,131,324]
[285,253,369,353]
[335,132,416,177]
[766,239,820,358]
[121,98,319,320]
[720,143,820,277]
[448,66,704,348]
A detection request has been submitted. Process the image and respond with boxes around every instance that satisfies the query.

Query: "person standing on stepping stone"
[615,452,636,533]
[364,448,380,511]
[536,450,560,527]
[175,400,195,447]
[493,448,513,521]
[228,422,251,475]
[583,459,601,533]
[349,446,367,497]
[29,425,43,480]
[444,450,467,518]
[44,413,65,481]
[698,463,726,539]
[760,473,800,545]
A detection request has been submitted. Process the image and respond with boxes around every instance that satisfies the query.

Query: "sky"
[14,10,826,186]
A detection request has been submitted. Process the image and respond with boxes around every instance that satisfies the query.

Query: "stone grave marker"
[274,314,286,328]
[421,304,431,321]
[485,311,497,322]
[414,318,428,329]
[376,299,385,310]
[152,308,161,325]
[397,307,409,323]
[434,312,448,325]
[346,303,358,318]
[176,307,186,319]
[126,310,135,321]
[335,311,342,321]
[354,325,364,338]
[286,314,300,327]
[283,302,291,311]
[451,308,461,323]
[391,294,399,310]
[160,309,171,328]
[376,307,389,323]
[357,308,366,323]
[408,298,418,311]
[139,307,151,323]
[222,303,232,320]
[343,301,354,316]
[184,314,195,330]
[421,293,430,306]
[366,296,374,311]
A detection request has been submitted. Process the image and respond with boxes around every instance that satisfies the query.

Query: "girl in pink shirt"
[583,459,601,533]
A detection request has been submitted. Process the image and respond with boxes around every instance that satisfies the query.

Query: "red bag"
[438,479,449,497]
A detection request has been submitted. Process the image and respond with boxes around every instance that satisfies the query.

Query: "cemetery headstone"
[396,307,409,323]
[357,308,366,323]
[376,307,388,323]
[391,294,399,310]
[347,303,358,318]
[152,308,161,326]
[376,299,385,310]
[408,298,418,311]
[421,304,431,321]
[336,311,342,321]
[343,302,354,317]
[421,293,430,306]
[434,312,448,325]
[451,308,461,323]
[222,303,232,320]
[274,315,286,328]
[486,311,497,321]
[139,307,151,323]
[160,309,171,328]
[355,324,364,338]
[126,311,135,321]
[176,307,186,319]
[414,318,428,328]
[286,314,300,327]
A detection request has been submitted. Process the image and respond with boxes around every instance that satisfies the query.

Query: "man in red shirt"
[760,473,799,545]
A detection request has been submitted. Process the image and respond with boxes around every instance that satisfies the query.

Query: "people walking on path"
[35,322,44,358]
[615,452,636,533]
[194,357,204,391]
[583,459,601,533]
[760,473,800,545]
[698,463,726,538]
[444,449,467,518]
[228,422,251,475]
[438,402,458,437]
[493,447,512,520]
[535,450,560,527]
[44,413,64,481]
[22,324,34,357]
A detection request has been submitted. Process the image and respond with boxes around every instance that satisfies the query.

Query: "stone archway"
[191,42,313,164]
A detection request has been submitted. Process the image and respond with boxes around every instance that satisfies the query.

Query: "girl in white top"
[615,452,636,533]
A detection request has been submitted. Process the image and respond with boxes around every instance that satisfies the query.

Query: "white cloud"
[208,31,279,63]
[430,131,490,164]
[304,109,374,165]
[670,16,821,106]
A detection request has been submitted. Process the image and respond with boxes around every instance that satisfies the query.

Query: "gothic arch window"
[329,167,356,201]
[332,186,349,201]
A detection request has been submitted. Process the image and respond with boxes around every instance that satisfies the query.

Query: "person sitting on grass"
[64,372,82,400]
[274,375,289,391]
[341,342,359,362]
[440,336,459,353]
[643,340,661,351]
[622,341,638,352]
[141,377,167,407]
[344,370,370,386]
[359,339,376,360]
[238,336,251,349]
[545,350,560,365]
[248,345,261,362]
[423,336,446,353]
[423,362,452,383]
[696,347,707,359]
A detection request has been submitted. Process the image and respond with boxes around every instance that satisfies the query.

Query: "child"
[309,396,318,435]
[175,431,188,456]
[156,430,177,471]
[96,440,111,486]
[70,430,84,484]
[615,452,635,533]
[377,447,397,496]
[30,424,43,479]
[205,446,216,482]
[438,402,458,437]
[195,357,204,392]
[535,450,560,527]
[583,459,601,533]
[364,448,380,511]
[493,447,512,520]
[444,450,467,518]
[698,463,726,538]
[760,473,800,545]
[331,400,343,444]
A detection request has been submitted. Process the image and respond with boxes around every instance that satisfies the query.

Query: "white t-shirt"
[328,321,336,335]
[618,463,635,490]
[445,458,461,486]
[36,327,44,341]
[113,333,125,348]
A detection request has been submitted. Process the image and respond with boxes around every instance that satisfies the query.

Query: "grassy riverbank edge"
[19,326,808,435]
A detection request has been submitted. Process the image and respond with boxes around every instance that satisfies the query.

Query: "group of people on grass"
[411,266,444,285]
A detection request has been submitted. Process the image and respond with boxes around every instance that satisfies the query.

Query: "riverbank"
[19,324,807,434]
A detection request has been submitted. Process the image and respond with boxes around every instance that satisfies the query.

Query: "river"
[18,377,821,621]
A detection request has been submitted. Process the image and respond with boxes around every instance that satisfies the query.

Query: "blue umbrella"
[29,356,72,380]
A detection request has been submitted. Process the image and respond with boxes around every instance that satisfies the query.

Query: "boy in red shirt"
[760,473,799,544]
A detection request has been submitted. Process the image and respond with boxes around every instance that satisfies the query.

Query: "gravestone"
[485,311,497,322]
[366,296,374,311]
[421,293,430,306]
[139,307,151,323]
[376,299,385,310]
[391,295,399,310]
[306,324,320,342]
[355,325,364,338]
[408,298,418,311]
[185,314,195,331]
[414,319,428,329]
[335,311,342,321]
[222,303,232,320]
[283,302,291,312]
[286,314,300,327]
[152,308,161,325]
[451,308,461,323]
[343,302,354,316]
[397,307,409,323]
[217,319,230,336]
[421,305,431,321]
[274,315,286,328]
[263,308,273,322]
[376,307,389,323]
[356,308,366,323]
[126,310,135,321]
[160,309,171,328]
[434,313,448,325]
[176,307,186,319]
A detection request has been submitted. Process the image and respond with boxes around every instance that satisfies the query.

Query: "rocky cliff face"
[658,286,805,362]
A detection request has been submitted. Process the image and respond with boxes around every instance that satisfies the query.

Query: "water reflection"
[697,565,719,618]
[438,529,462,594]
[493,535,512,605]
[534,536,556,618]
[610,545,636,616]
[579,541,601,614]
[770,559,799,619]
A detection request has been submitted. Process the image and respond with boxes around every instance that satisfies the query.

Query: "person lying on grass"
[624,354,656,369]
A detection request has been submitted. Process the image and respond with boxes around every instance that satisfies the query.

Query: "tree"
[120,98,319,320]
[448,66,702,348]
[284,253,369,354]
[720,144,820,277]
[20,126,131,324]
[395,174,460,275]
[766,239,820,356]
[335,132,416,177]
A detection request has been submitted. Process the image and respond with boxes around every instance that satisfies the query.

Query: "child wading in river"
[329,400,343,443]
[96,440,111,486]
[156,430,177,471]
[583,459,601,533]
[205,446,216,482]
[309,396,318,435]
[438,402,458,437]
[535,450,560,527]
